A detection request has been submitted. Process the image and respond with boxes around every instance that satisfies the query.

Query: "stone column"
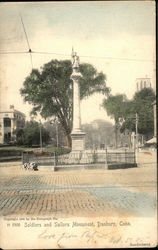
[71,51,85,151]
[72,74,81,132]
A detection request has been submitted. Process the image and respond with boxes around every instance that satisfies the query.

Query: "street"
[0,152,156,218]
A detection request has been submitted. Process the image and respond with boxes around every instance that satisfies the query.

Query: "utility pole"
[135,113,138,151]
[56,120,59,148]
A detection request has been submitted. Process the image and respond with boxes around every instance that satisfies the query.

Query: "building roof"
[0,109,26,117]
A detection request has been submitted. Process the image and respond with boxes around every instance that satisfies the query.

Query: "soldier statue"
[71,49,80,69]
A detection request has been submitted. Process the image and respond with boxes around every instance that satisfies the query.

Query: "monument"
[71,49,86,151]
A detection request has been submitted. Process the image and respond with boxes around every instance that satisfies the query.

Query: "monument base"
[71,131,86,151]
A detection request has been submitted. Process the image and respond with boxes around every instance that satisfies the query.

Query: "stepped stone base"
[71,131,86,151]
[67,151,90,164]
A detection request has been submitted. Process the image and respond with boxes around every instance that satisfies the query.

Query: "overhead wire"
[31,51,154,62]
[19,13,31,52]
[19,13,33,69]
[80,54,154,62]
[0,14,155,133]
[0,49,154,63]
[0,51,29,54]
[0,12,155,68]
[31,51,70,57]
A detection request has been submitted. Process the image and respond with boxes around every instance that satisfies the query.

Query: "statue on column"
[71,48,80,69]
[70,48,85,152]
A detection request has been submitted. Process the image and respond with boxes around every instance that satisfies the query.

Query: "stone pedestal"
[71,132,86,151]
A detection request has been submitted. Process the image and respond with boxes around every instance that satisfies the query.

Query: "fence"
[106,150,136,164]
[22,149,136,166]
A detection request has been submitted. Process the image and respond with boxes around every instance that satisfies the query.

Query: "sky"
[0,1,156,125]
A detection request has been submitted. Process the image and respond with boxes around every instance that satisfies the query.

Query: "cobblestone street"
[0,151,157,218]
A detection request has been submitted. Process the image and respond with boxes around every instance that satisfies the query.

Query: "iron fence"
[106,150,136,164]
[22,149,136,166]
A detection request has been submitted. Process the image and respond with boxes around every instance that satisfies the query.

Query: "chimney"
[10,105,14,110]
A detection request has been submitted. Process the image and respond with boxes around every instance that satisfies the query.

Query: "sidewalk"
[136,151,157,167]
[0,161,22,167]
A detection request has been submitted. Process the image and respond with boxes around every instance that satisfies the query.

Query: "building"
[0,106,25,144]
[135,76,157,146]
[136,77,151,92]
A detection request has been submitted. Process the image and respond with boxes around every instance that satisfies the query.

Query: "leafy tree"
[20,60,109,148]
[102,94,127,147]
[103,88,155,144]
[43,119,66,147]
[16,121,50,147]
[121,88,155,139]
[16,128,24,146]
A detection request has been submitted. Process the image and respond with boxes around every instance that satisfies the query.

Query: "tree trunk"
[57,114,71,149]
[66,133,71,148]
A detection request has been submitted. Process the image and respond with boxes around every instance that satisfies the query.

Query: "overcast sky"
[0,1,156,124]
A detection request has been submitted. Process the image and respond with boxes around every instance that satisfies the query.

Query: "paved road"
[0,156,156,218]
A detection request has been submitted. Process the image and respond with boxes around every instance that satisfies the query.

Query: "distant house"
[0,106,25,144]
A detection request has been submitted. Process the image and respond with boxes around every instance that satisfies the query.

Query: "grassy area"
[0,146,33,152]
[0,145,71,155]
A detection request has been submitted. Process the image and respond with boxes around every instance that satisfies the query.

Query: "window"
[4,118,11,127]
